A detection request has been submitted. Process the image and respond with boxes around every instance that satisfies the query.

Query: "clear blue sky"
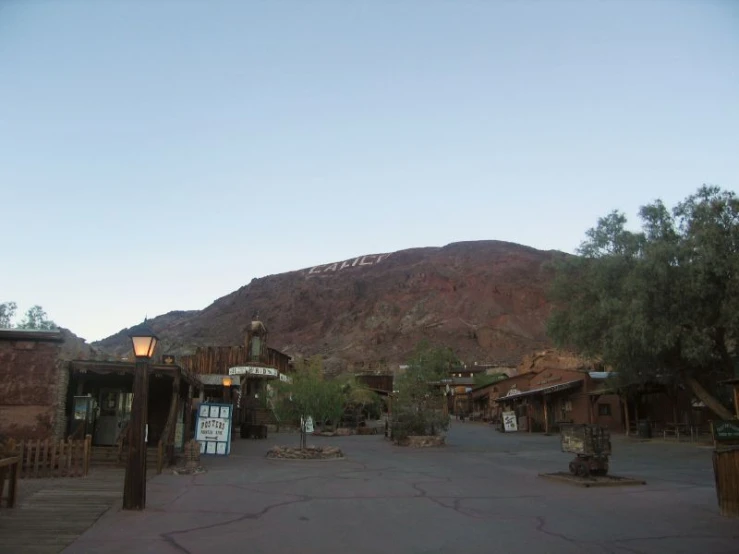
[1,1,737,342]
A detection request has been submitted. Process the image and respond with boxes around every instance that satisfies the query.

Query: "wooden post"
[42,439,49,477]
[67,438,74,477]
[8,457,18,508]
[713,447,739,517]
[50,440,57,478]
[83,434,91,476]
[623,396,630,436]
[58,439,65,476]
[184,384,194,443]
[123,358,149,510]
[33,439,41,478]
[733,385,739,419]
[543,396,549,435]
[0,465,5,507]
[18,441,25,479]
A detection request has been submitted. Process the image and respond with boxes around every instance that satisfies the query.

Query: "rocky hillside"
[95,241,566,374]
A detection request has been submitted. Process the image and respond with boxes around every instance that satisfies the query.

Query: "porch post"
[623,395,630,436]
[184,384,194,443]
[543,395,549,435]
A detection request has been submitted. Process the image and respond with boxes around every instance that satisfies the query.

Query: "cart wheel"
[576,463,589,478]
[569,461,578,475]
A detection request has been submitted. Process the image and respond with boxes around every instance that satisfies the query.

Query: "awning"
[495,379,582,403]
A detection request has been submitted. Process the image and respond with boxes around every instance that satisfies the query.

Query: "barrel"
[637,420,652,439]
[713,447,739,517]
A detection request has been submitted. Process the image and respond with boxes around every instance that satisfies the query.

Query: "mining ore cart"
[560,424,611,477]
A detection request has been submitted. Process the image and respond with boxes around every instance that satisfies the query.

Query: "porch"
[66,360,202,470]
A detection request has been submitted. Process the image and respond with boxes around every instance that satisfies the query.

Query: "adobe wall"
[0,335,67,440]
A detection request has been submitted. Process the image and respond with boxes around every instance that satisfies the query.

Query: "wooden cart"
[561,424,611,477]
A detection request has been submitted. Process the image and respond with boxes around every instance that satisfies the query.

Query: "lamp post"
[222,376,232,403]
[123,320,158,511]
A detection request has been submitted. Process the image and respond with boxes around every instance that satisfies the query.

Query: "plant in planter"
[391,341,454,444]
[273,356,345,450]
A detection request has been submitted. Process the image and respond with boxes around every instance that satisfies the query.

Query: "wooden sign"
[503,411,518,432]
[712,420,739,443]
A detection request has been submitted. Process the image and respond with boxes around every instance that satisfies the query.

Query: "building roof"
[0,329,64,342]
[69,359,202,389]
[494,379,583,403]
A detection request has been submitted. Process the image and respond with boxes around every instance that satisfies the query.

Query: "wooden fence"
[0,456,19,508]
[14,435,91,479]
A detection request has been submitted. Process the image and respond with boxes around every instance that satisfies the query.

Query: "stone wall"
[0,331,65,440]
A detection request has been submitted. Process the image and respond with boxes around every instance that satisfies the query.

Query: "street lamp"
[222,376,232,403]
[123,320,158,510]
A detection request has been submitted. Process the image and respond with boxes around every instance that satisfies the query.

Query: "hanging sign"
[228,366,279,378]
[196,402,232,456]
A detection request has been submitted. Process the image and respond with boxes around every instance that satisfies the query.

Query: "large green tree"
[548,186,738,419]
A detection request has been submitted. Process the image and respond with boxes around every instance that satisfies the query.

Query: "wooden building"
[491,368,624,433]
[67,359,201,451]
[0,328,203,468]
[179,319,292,429]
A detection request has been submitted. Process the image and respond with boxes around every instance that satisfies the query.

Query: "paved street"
[64,424,737,554]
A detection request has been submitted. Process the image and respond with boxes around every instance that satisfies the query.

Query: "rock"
[395,435,445,448]
[267,445,345,460]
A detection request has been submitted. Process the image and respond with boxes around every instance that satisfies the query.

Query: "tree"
[392,341,456,440]
[273,356,345,449]
[473,372,508,388]
[338,375,381,425]
[15,305,57,330]
[0,302,17,329]
[548,185,738,419]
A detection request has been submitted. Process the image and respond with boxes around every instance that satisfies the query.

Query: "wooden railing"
[0,456,20,508]
[14,435,91,478]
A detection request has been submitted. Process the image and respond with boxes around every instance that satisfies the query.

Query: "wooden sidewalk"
[0,468,124,554]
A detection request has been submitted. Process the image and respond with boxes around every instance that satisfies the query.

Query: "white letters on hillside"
[307,253,391,276]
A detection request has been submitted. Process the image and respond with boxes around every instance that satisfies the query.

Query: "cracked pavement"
[63,424,738,554]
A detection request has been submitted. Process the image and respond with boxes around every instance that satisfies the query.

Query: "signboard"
[228,366,279,378]
[712,420,739,443]
[503,411,518,432]
[302,416,314,434]
[195,402,232,456]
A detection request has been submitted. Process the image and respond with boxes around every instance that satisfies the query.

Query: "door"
[94,389,131,445]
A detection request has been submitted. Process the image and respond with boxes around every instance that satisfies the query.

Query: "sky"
[1,0,738,342]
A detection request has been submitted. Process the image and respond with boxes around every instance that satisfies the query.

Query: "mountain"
[94,241,566,374]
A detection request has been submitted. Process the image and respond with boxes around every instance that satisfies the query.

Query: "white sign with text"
[196,403,232,455]
[502,411,518,432]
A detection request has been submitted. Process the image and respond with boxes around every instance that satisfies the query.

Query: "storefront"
[67,360,201,449]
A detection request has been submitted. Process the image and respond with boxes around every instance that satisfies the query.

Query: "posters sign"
[503,411,518,432]
[196,402,232,456]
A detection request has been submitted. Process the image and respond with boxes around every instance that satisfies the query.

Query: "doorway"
[94,389,133,445]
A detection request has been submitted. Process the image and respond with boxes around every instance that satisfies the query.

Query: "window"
[598,403,611,416]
